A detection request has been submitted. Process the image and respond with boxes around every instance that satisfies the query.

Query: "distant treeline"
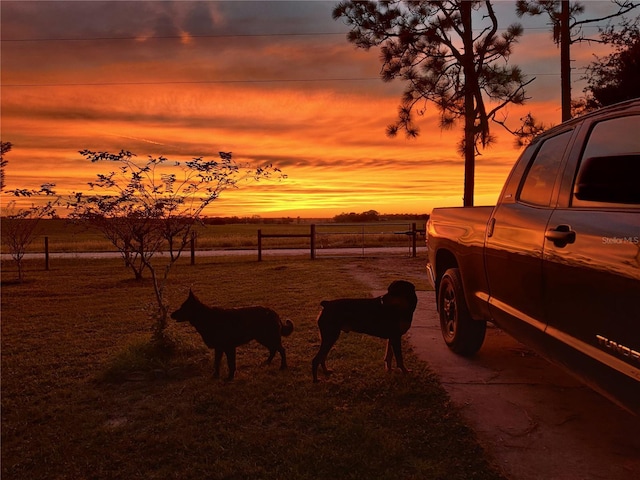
[201,211,430,225]
[202,216,299,225]
[2,213,429,229]
[332,210,429,223]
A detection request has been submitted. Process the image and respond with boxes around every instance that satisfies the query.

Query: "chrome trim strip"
[484,293,640,382]
[546,326,640,382]
[485,296,547,332]
[426,263,436,289]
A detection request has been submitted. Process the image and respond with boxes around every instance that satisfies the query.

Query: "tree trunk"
[16,258,24,283]
[560,0,571,121]
[147,260,173,349]
[461,1,476,207]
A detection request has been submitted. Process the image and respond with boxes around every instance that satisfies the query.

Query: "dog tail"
[281,319,294,337]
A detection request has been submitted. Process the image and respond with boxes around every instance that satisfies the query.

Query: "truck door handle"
[545,225,576,247]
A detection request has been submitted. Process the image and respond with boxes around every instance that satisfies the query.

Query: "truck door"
[484,129,574,349]
[542,113,640,411]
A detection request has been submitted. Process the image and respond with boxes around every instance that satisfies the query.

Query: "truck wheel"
[438,268,486,356]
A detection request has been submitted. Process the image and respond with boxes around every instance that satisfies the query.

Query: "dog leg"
[265,349,276,365]
[226,348,237,381]
[311,349,327,383]
[313,305,356,382]
[320,360,332,375]
[384,340,394,371]
[311,357,321,383]
[278,346,287,370]
[312,338,337,382]
[213,349,223,378]
[390,337,411,373]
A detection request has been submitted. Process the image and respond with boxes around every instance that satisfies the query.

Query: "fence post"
[44,236,50,271]
[190,231,196,265]
[412,223,417,257]
[258,229,262,262]
[310,224,316,260]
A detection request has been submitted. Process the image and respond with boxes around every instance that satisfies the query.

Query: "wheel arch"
[434,249,459,307]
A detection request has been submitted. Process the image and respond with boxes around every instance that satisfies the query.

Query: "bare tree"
[334,0,535,206]
[516,0,639,120]
[2,185,58,282]
[68,149,284,345]
[1,142,59,282]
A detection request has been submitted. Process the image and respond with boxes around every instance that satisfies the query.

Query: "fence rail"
[258,224,316,261]
[258,223,424,261]
[4,223,425,267]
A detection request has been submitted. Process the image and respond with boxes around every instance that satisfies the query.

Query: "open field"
[1,255,503,480]
[0,218,426,254]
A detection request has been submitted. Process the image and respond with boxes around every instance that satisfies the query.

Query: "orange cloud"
[2,1,617,218]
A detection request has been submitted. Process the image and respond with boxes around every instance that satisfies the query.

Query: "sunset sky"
[1,1,626,218]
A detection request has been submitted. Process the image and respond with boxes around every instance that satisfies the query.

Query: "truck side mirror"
[574,154,640,205]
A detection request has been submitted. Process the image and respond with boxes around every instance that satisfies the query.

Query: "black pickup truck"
[426,99,640,414]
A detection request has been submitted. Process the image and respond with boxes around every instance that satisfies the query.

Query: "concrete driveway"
[407,290,640,480]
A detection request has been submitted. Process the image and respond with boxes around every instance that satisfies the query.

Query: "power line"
[2,78,382,87]
[2,24,585,43]
[3,74,563,88]
[2,32,346,42]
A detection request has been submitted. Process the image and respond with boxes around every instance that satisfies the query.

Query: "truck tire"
[438,268,486,356]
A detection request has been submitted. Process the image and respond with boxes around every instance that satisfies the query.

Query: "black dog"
[311,280,417,382]
[171,290,293,380]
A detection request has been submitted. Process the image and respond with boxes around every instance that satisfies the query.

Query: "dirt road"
[349,257,639,480]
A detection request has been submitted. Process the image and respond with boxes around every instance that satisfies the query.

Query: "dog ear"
[387,280,415,295]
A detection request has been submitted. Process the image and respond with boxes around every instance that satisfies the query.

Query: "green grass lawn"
[1,255,502,480]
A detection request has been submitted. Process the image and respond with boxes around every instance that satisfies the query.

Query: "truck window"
[572,115,640,207]
[580,115,640,159]
[519,130,573,207]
